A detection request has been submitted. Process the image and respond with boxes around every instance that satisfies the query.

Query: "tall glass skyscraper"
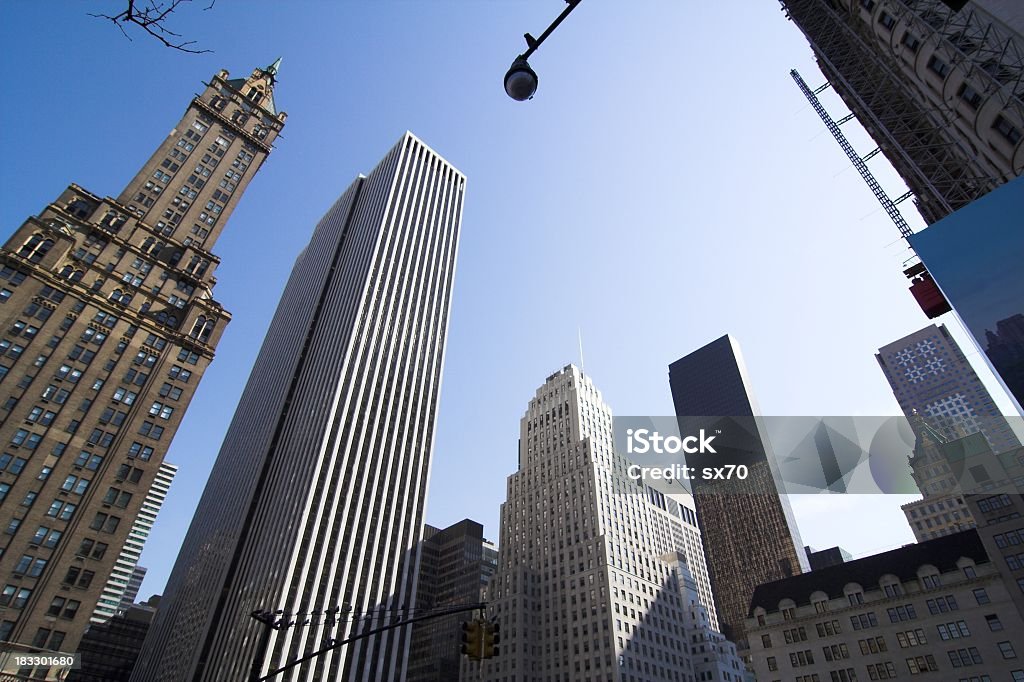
[669,335,807,649]
[876,323,1019,453]
[132,132,465,682]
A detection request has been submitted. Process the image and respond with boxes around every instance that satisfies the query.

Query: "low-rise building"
[745,530,1024,682]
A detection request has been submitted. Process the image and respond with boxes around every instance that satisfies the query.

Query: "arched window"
[18,236,54,263]
[109,289,132,306]
[190,316,214,343]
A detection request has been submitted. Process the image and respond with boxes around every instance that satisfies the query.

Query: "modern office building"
[0,61,284,661]
[805,546,853,571]
[69,595,160,682]
[476,365,739,682]
[877,323,1020,453]
[781,0,1024,226]
[117,566,148,614]
[408,519,497,682]
[669,334,807,648]
[94,460,175,623]
[132,132,465,682]
[746,529,1024,682]
[876,324,1020,541]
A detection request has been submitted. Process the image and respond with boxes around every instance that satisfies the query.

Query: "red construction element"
[905,263,952,318]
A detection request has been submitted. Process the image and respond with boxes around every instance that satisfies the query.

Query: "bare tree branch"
[89,0,215,53]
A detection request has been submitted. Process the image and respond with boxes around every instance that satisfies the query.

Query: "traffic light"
[482,620,500,659]
[461,619,483,660]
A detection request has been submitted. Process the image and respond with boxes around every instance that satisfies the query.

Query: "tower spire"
[266,56,282,82]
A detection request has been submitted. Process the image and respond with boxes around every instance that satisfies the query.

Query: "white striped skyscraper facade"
[132,132,464,682]
[91,461,175,623]
[475,366,735,682]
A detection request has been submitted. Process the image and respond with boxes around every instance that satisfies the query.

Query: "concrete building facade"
[477,365,739,682]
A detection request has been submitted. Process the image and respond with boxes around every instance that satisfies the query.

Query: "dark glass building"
[669,334,807,648]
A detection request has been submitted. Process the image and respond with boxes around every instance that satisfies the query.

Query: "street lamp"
[504,0,583,101]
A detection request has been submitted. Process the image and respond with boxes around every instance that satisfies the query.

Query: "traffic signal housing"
[483,620,500,658]
[461,619,483,660]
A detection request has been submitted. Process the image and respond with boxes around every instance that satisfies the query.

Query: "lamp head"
[504,57,538,101]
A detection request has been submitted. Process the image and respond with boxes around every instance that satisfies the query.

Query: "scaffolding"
[780,0,1024,224]
[791,68,915,237]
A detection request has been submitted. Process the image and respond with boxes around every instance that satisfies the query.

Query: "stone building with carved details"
[0,60,285,671]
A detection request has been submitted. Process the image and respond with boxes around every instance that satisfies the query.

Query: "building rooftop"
[749,529,989,615]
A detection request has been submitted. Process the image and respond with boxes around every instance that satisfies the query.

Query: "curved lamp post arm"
[505,0,584,101]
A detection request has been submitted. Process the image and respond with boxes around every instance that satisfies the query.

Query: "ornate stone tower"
[0,61,285,664]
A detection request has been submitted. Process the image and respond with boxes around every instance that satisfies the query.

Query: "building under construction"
[781,0,1024,225]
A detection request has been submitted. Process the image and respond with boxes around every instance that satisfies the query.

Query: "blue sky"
[2,1,1018,600]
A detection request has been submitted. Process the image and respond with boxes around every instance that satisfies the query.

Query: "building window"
[948,647,983,667]
[46,500,77,521]
[896,628,927,648]
[138,421,165,440]
[927,55,952,79]
[906,655,938,674]
[956,83,983,109]
[878,11,896,30]
[937,620,970,640]
[972,588,990,605]
[46,597,80,620]
[89,512,121,534]
[1,586,32,609]
[77,538,108,560]
[993,115,1023,145]
[1001,642,1019,659]
[17,236,55,264]
[102,487,132,509]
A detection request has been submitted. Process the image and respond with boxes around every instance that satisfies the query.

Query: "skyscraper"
[900,423,980,541]
[876,323,1019,453]
[0,61,284,657]
[668,334,807,648]
[93,462,175,624]
[478,365,737,682]
[408,519,496,682]
[781,0,1024,225]
[132,132,464,682]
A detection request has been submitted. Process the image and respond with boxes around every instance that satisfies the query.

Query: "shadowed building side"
[132,132,464,682]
